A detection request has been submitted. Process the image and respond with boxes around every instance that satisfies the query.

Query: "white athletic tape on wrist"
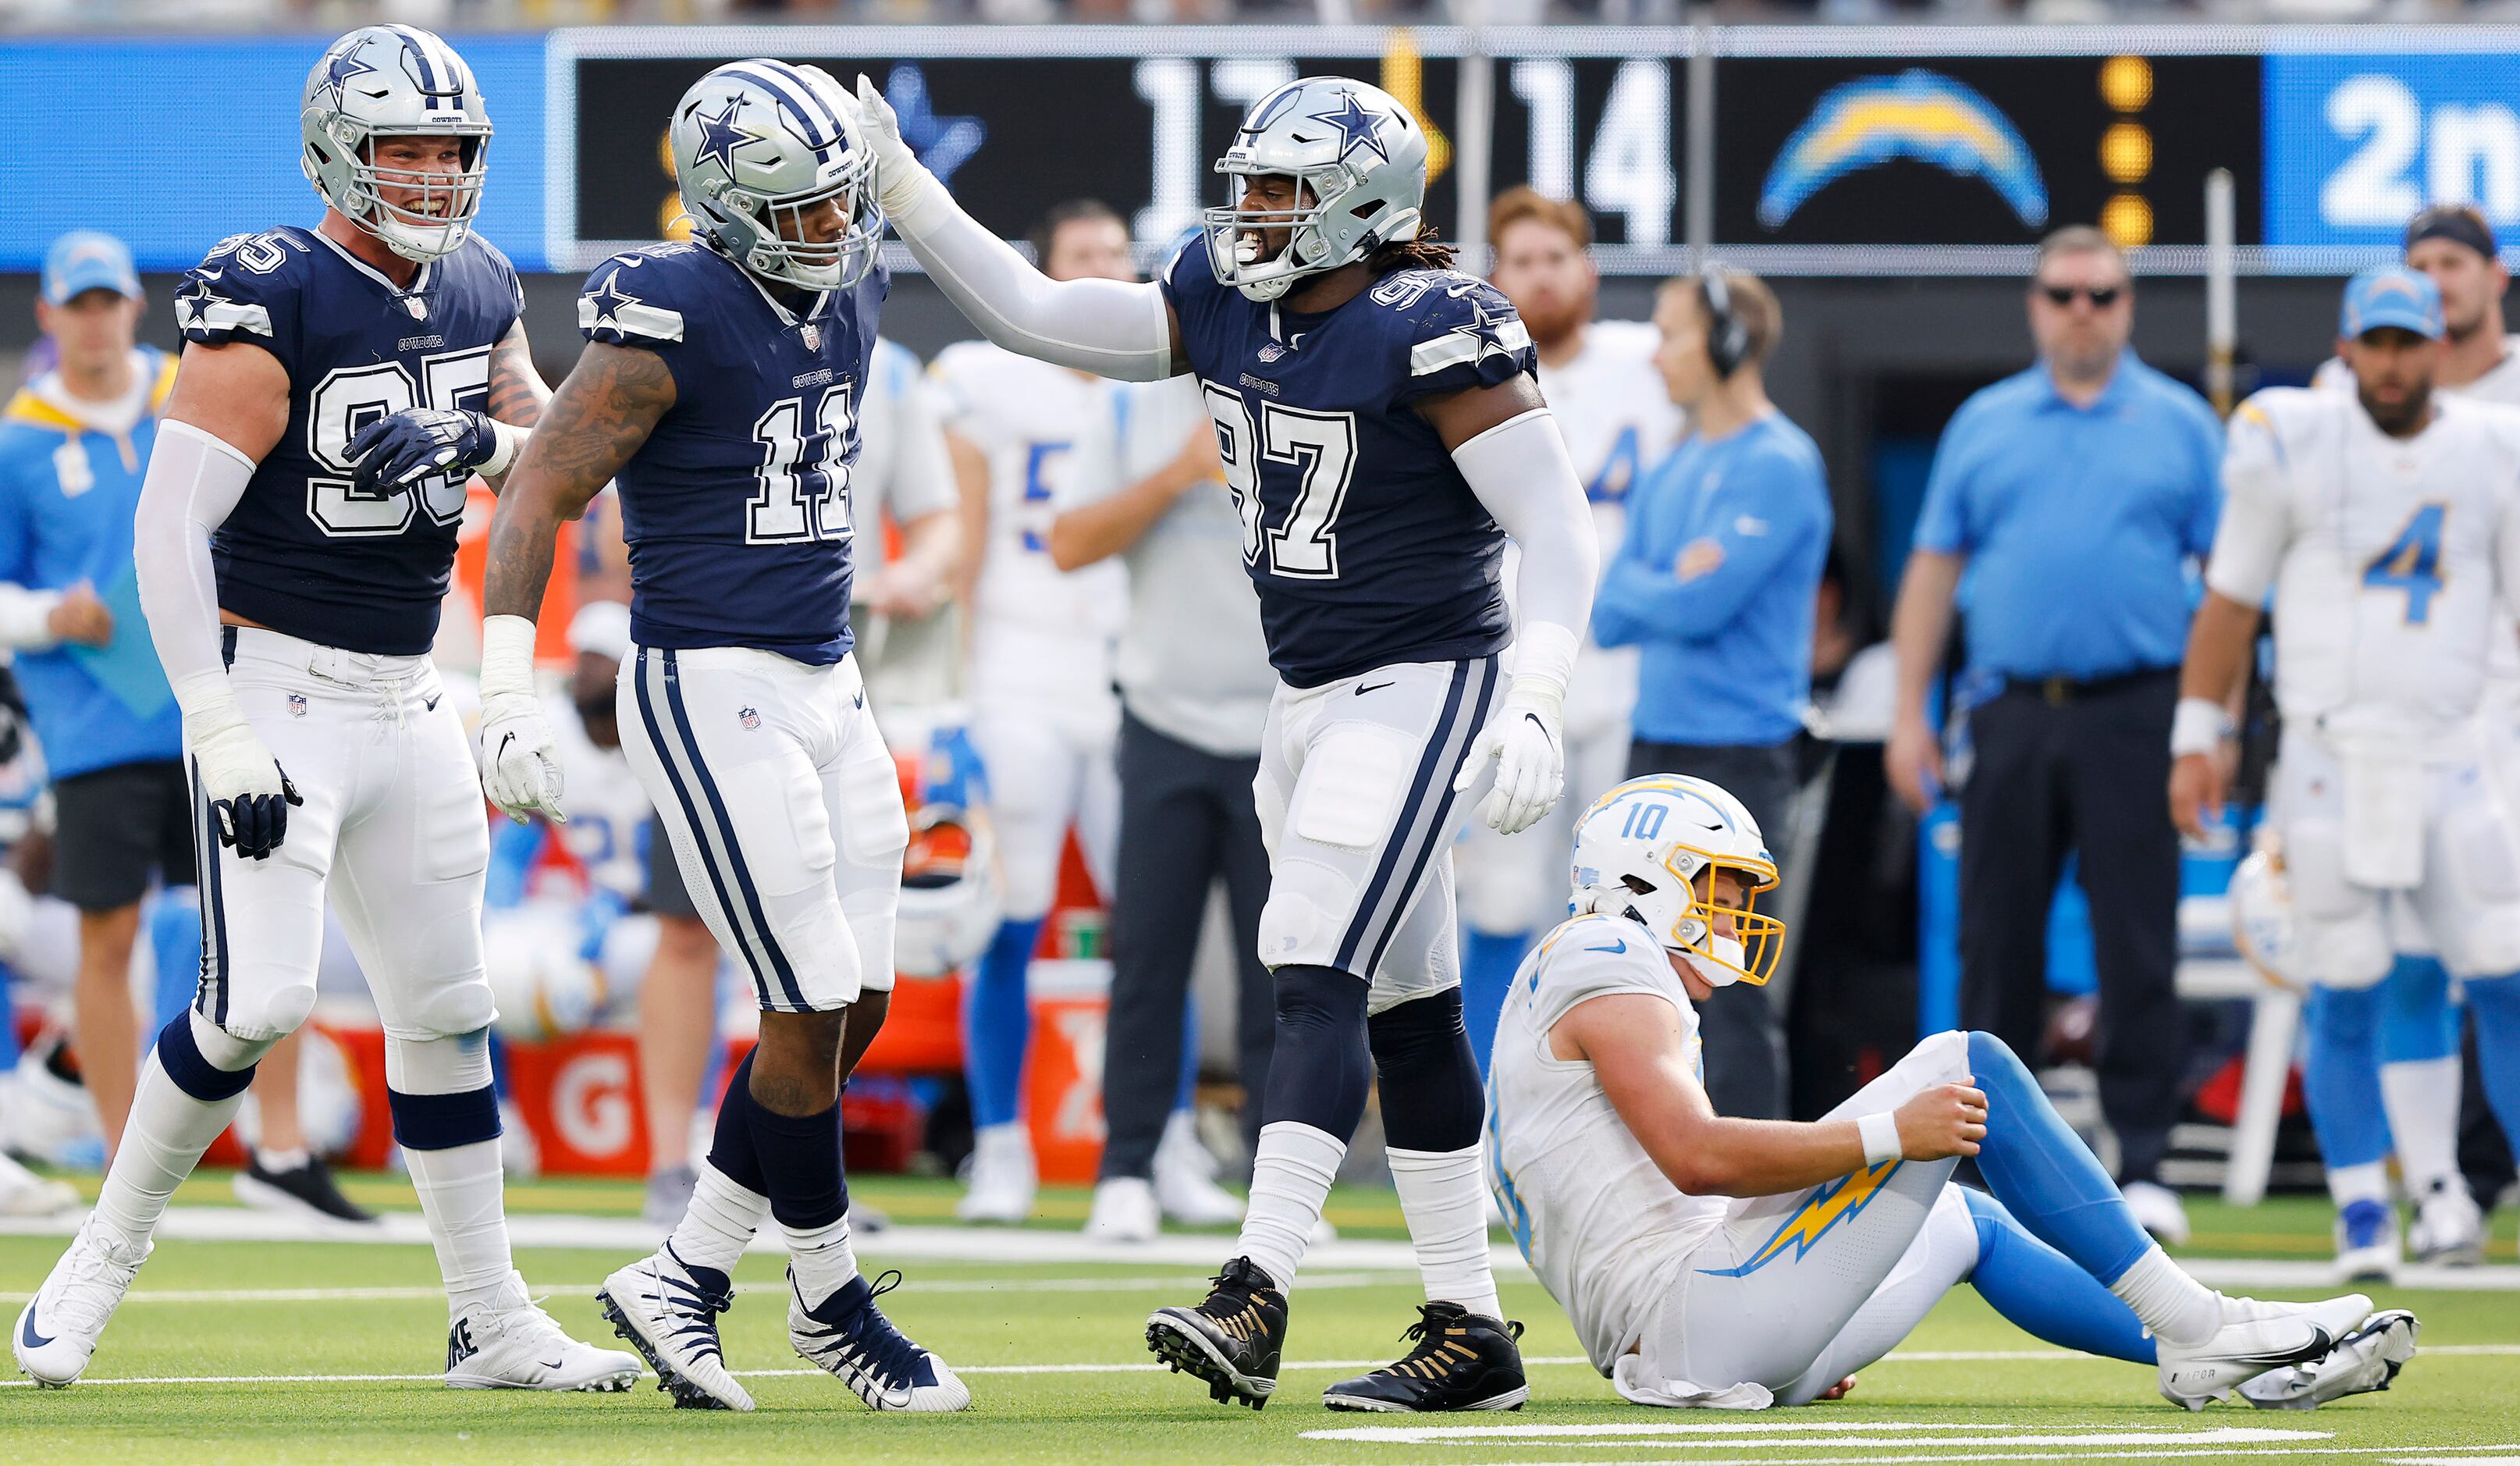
[479,418,526,479]
[2170,697,2232,759]
[478,614,539,702]
[1857,1110,1903,1169]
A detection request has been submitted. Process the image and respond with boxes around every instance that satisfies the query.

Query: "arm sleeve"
[133,419,257,711]
[887,189,1173,382]
[1592,440,1827,641]
[2203,397,2293,607]
[1452,408,1598,653]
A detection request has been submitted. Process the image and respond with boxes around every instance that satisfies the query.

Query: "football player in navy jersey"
[14,27,642,1394]
[856,75,1600,1411]
[475,60,968,1415]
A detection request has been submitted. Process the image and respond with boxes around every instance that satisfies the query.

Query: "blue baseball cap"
[41,231,140,306]
[2340,265,2444,341]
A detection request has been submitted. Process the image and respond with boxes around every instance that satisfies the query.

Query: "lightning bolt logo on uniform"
[1697,1158,1905,1277]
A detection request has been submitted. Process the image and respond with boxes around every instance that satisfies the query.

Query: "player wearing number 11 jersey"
[857,73,1600,1411]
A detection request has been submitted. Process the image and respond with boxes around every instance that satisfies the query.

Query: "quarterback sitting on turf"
[1487,774,2419,1412]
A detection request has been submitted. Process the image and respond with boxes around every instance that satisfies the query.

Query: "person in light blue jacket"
[1594,266,1832,1122]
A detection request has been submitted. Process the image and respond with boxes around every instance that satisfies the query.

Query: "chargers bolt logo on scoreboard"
[1759,69,2049,230]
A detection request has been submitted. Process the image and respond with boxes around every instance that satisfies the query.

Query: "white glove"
[1454,680,1566,836]
[176,675,300,860]
[476,614,567,826]
[851,73,940,222]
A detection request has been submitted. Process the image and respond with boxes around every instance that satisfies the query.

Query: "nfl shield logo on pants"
[287,694,308,718]
[740,706,760,730]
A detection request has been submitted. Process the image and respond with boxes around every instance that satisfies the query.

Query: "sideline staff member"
[1884,226,2223,1243]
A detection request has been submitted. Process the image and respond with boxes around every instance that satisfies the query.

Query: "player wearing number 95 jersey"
[478,60,969,1416]
[857,73,1599,1411]
[13,26,642,1395]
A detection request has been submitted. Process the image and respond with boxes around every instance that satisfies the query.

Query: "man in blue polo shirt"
[0,231,364,1222]
[1885,225,2223,1244]
[1595,266,1832,1121]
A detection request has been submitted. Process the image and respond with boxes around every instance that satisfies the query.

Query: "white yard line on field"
[0,1271,1416,1307]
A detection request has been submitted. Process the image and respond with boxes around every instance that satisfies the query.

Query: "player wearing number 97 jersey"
[12,24,642,1397]
[859,73,1599,1411]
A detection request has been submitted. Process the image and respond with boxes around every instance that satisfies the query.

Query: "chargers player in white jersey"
[929,200,1128,1224]
[2305,205,2518,1269]
[1455,186,1680,1073]
[13,26,639,1393]
[477,60,968,1415]
[857,74,1600,1411]
[2175,265,2520,1284]
[1493,773,2412,1413]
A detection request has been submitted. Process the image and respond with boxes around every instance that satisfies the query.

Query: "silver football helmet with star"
[670,60,883,292]
[1206,77,1429,303]
[300,25,492,263]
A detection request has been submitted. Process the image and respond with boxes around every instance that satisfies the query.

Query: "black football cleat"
[1322,1301,1528,1413]
[1145,1256,1287,1409]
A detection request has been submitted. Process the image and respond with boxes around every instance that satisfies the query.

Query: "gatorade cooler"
[1024,958,1111,1185]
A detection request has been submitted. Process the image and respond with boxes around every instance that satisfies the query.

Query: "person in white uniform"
[2305,205,2518,1269]
[1455,187,1681,1073]
[932,201,1128,1225]
[2175,265,2520,1286]
[1491,773,2413,1413]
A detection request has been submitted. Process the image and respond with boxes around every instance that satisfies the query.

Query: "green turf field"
[1,1174,2513,1464]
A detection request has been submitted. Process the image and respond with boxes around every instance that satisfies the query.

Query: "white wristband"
[480,418,528,479]
[1510,621,1579,708]
[2170,696,2234,758]
[479,614,539,701]
[1857,1111,1903,1169]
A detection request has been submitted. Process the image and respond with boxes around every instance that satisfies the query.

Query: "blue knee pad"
[2380,955,2458,1066]
[961,916,1042,1130]
[155,1014,259,1103]
[2461,973,2520,1142]
[1962,1188,2155,1365]
[1259,964,1370,1140]
[386,1030,501,1152]
[1965,1030,2153,1286]
[1367,987,1484,1153]
[2303,984,2393,1170]
[1459,928,1531,1078]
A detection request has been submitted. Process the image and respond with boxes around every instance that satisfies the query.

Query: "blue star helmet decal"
[315,43,379,112]
[689,94,754,179]
[1309,90,1391,165]
[585,270,643,333]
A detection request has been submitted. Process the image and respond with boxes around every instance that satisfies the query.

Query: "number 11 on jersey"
[748,383,856,544]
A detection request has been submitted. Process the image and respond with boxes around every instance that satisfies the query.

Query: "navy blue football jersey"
[579,243,883,665]
[175,226,524,656]
[1161,244,1534,688]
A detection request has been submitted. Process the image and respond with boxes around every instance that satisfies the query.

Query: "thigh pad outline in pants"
[1647,1030,1968,1394]
[2277,735,2393,989]
[328,683,497,1042]
[2416,765,2520,979]
[622,646,865,1013]
[970,712,1085,923]
[1256,658,1497,1010]
[826,682,911,995]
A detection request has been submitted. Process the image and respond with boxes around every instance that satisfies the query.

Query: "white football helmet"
[1205,77,1429,302]
[670,59,882,291]
[1569,774,1784,988]
[894,802,1004,979]
[2229,845,2302,993]
[300,25,491,263]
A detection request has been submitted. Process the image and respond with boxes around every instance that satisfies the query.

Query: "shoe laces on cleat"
[1192,1258,1281,1341]
[45,1226,145,1340]
[798,1271,935,1392]
[1371,1303,1520,1381]
[656,1251,735,1363]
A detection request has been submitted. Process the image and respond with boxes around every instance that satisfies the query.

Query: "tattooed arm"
[482,342,674,620]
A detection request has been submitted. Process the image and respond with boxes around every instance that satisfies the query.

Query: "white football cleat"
[2333,1198,2400,1284]
[12,1218,147,1387]
[2122,1181,2191,1246]
[598,1247,752,1411]
[790,1269,972,1411]
[2240,1308,2419,1410]
[0,1150,76,1217]
[444,1272,642,1392]
[2408,1179,2483,1267]
[2156,1292,2373,1410]
[1085,1177,1161,1243]
[1155,1113,1245,1226]
[955,1122,1036,1225]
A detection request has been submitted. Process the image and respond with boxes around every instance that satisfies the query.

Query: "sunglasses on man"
[2035,282,2124,308]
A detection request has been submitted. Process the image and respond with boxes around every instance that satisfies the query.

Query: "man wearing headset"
[1593,265,1831,1121]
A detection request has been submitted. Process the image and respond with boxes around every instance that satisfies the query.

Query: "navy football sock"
[1260,964,1371,1138]
[1368,988,1484,1153]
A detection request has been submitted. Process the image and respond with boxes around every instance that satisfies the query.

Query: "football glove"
[476,614,567,827]
[346,408,507,495]
[1454,681,1566,837]
[185,694,301,861]
[851,73,939,221]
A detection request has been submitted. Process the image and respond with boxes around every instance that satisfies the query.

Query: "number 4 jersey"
[176,225,524,655]
[581,241,883,665]
[2209,386,2520,731]
[1162,244,1534,689]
